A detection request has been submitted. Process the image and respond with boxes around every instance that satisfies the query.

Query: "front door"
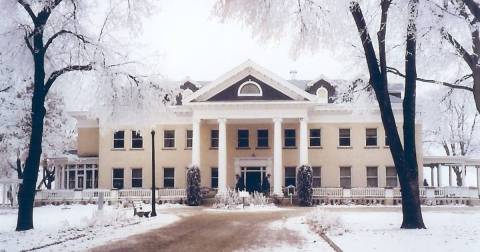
[241,167,266,193]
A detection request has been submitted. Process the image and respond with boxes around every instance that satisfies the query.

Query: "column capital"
[217,118,227,124]
[300,117,309,123]
[273,118,283,123]
[192,118,202,124]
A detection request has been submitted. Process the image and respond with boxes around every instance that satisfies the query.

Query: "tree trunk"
[16,29,47,231]
[473,66,480,114]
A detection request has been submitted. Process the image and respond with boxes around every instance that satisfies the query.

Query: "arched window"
[238,81,263,97]
[316,87,328,103]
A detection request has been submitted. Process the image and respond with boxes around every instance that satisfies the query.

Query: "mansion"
[49,60,424,196]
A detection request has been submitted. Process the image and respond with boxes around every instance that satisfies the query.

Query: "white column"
[12,185,16,205]
[299,118,309,165]
[430,166,435,187]
[218,118,227,192]
[2,184,6,205]
[92,166,96,189]
[477,166,480,189]
[448,165,452,186]
[61,165,65,189]
[273,118,283,196]
[83,164,87,189]
[75,165,78,189]
[192,118,201,167]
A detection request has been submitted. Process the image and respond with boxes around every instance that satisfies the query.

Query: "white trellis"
[0,178,22,207]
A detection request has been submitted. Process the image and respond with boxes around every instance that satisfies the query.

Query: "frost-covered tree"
[423,89,479,186]
[186,165,202,206]
[0,0,154,231]
[296,165,313,207]
[214,0,425,228]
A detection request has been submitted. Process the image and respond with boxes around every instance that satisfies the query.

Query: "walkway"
[90,207,332,252]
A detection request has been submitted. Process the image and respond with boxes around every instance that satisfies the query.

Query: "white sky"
[140,0,345,81]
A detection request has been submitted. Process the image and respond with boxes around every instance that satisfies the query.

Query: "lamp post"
[151,129,157,217]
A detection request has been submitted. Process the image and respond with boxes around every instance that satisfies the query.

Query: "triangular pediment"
[183,60,315,103]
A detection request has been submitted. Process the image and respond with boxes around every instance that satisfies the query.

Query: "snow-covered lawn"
[307,206,480,252]
[0,204,181,251]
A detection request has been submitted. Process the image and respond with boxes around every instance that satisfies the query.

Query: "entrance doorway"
[240,167,266,193]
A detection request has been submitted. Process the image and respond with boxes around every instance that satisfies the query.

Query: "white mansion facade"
[49,60,425,196]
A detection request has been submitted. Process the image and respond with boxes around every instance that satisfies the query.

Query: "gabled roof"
[182,60,315,103]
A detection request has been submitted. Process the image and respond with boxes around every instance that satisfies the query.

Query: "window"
[386,166,398,187]
[366,128,378,146]
[113,130,125,149]
[309,129,321,147]
[284,129,296,147]
[257,129,269,148]
[316,87,328,103]
[238,81,262,96]
[211,167,218,188]
[339,128,351,147]
[163,130,175,148]
[237,129,249,148]
[131,130,143,149]
[164,168,175,188]
[340,166,351,188]
[186,130,192,149]
[131,168,142,188]
[312,166,321,188]
[211,129,219,148]
[285,167,296,187]
[366,166,378,187]
[112,168,124,189]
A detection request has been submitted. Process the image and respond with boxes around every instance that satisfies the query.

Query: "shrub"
[213,188,242,208]
[297,165,313,206]
[186,165,202,206]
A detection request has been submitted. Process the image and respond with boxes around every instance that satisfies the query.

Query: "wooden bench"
[133,201,151,217]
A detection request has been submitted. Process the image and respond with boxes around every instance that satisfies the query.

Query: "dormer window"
[238,81,262,97]
[316,87,328,103]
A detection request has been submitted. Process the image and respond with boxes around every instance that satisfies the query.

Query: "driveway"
[90,207,332,252]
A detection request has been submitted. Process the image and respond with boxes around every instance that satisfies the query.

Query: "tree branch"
[44,64,93,94]
[441,28,475,70]
[462,0,480,21]
[0,85,12,93]
[43,29,90,53]
[387,66,474,91]
[17,0,37,21]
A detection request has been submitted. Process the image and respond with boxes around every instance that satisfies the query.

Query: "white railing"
[119,189,151,198]
[313,188,343,197]
[36,190,76,201]
[351,187,385,198]
[81,189,112,199]
[158,188,187,198]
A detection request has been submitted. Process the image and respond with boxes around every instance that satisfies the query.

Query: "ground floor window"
[131,168,143,188]
[312,166,321,187]
[112,168,124,189]
[164,167,175,188]
[340,166,351,188]
[63,164,98,189]
[211,167,218,188]
[285,167,296,187]
[366,166,378,187]
[386,166,398,187]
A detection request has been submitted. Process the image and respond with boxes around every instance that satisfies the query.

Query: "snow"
[307,206,480,252]
[0,204,180,251]
[205,204,285,212]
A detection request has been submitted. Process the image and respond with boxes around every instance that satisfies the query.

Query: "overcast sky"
[140,0,346,82]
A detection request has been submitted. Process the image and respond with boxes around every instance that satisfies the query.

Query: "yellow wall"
[78,127,99,157]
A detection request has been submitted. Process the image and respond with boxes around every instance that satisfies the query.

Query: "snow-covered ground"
[307,206,480,252]
[0,204,181,251]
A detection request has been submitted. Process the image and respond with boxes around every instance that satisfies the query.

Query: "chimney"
[289,70,298,80]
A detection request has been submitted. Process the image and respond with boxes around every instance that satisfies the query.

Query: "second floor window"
[238,129,249,148]
[186,130,192,149]
[211,129,219,148]
[257,129,269,148]
[366,128,378,146]
[131,130,143,149]
[309,129,321,147]
[113,130,125,149]
[284,129,296,147]
[339,129,351,147]
[164,130,175,148]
